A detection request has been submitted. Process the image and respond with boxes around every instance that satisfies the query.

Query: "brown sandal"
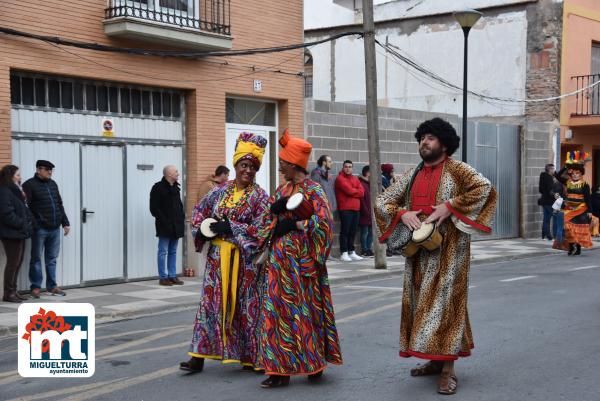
[437,372,458,395]
[410,361,443,377]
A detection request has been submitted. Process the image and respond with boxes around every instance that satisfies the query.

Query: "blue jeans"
[157,237,178,279]
[553,211,564,243]
[29,227,61,290]
[360,225,373,253]
[541,205,553,239]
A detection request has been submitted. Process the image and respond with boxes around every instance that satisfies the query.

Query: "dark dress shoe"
[169,277,184,285]
[2,292,22,303]
[16,292,30,300]
[574,244,582,255]
[260,375,290,388]
[308,371,323,381]
[159,279,172,286]
[567,243,575,256]
[179,357,204,373]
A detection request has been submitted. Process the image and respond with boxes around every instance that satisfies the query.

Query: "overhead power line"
[376,40,600,104]
[0,26,363,58]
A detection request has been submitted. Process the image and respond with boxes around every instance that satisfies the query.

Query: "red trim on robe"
[378,210,407,242]
[445,201,492,234]
[399,344,475,361]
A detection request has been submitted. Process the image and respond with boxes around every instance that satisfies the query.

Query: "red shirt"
[410,160,446,215]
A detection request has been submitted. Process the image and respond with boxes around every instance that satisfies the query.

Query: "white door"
[81,145,124,282]
[12,139,81,290]
[225,125,277,195]
[126,145,183,279]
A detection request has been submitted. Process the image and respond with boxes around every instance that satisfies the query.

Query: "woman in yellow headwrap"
[180,132,269,373]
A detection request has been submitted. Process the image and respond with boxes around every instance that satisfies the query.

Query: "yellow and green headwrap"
[232,132,267,170]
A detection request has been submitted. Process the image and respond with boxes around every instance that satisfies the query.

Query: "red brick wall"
[0,0,305,214]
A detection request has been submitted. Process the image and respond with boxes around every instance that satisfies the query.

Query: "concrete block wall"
[522,121,557,238]
[305,99,458,256]
[305,99,459,174]
[305,99,553,241]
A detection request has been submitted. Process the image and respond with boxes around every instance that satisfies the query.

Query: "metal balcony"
[572,74,600,116]
[104,0,232,50]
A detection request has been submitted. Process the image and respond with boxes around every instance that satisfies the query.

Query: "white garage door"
[10,72,186,289]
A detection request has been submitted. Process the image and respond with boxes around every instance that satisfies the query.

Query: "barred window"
[10,71,184,120]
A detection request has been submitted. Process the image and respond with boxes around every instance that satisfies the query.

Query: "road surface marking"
[344,285,403,291]
[4,378,122,401]
[96,327,182,357]
[568,265,600,271]
[335,292,401,314]
[500,275,537,282]
[469,285,477,289]
[100,341,188,360]
[337,301,402,324]
[60,366,180,401]
[97,324,188,341]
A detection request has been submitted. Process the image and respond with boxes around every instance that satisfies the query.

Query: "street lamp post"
[453,9,483,163]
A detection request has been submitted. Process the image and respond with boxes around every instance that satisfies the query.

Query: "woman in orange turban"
[256,129,343,388]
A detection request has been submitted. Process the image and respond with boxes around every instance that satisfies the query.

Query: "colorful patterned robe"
[553,177,593,250]
[187,180,269,367]
[257,179,343,375]
[375,159,497,361]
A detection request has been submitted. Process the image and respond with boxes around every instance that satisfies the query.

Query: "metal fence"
[572,74,600,116]
[105,0,231,35]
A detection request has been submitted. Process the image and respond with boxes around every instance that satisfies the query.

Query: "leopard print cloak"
[375,158,497,360]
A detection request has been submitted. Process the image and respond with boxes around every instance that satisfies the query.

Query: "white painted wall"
[305,4,528,118]
[305,0,536,30]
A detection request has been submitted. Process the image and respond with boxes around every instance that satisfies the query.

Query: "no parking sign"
[102,119,114,137]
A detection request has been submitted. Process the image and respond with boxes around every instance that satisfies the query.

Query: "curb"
[0,249,562,338]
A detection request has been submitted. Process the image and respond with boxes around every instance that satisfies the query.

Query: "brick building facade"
[0,1,304,289]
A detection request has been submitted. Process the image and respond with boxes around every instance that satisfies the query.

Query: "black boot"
[308,371,324,381]
[261,375,290,388]
[567,243,575,256]
[16,292,30,300]
[574,244,582,255]
[2,290,22,303]
[179,357,204,373]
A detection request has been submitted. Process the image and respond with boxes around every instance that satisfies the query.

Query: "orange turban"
[278,129,312,170]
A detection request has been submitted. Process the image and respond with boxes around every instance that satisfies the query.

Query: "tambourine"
[200,217,218,239]
[286,193,314,220]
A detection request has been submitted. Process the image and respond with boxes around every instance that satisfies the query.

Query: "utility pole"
[362,0,386,269]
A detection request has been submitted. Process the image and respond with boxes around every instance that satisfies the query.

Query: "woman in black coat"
[0,165,33,303]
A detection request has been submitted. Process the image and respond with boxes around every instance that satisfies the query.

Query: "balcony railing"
[572,74,600,116]
[105,0,231,36]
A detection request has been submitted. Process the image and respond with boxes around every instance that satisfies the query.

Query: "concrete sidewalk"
[0,238,562,336]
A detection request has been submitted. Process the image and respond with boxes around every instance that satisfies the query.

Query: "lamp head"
[453,9,483,29]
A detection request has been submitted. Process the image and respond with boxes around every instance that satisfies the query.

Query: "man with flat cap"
[23,160,70,298]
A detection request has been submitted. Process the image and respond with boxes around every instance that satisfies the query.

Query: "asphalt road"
[1,249,599,401]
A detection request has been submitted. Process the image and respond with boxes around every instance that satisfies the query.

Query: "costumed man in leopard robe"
[375,118,497,396]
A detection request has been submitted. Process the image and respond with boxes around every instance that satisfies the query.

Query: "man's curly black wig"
[414,118,460,156]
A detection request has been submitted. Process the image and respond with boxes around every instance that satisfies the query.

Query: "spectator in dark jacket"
[538,163,555,240]
[310,155,337,212]
[0,165,33,303]
[150,165,185,286]
[22,160,70,298]
[358,166,373,257]
[335,160,365,262]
